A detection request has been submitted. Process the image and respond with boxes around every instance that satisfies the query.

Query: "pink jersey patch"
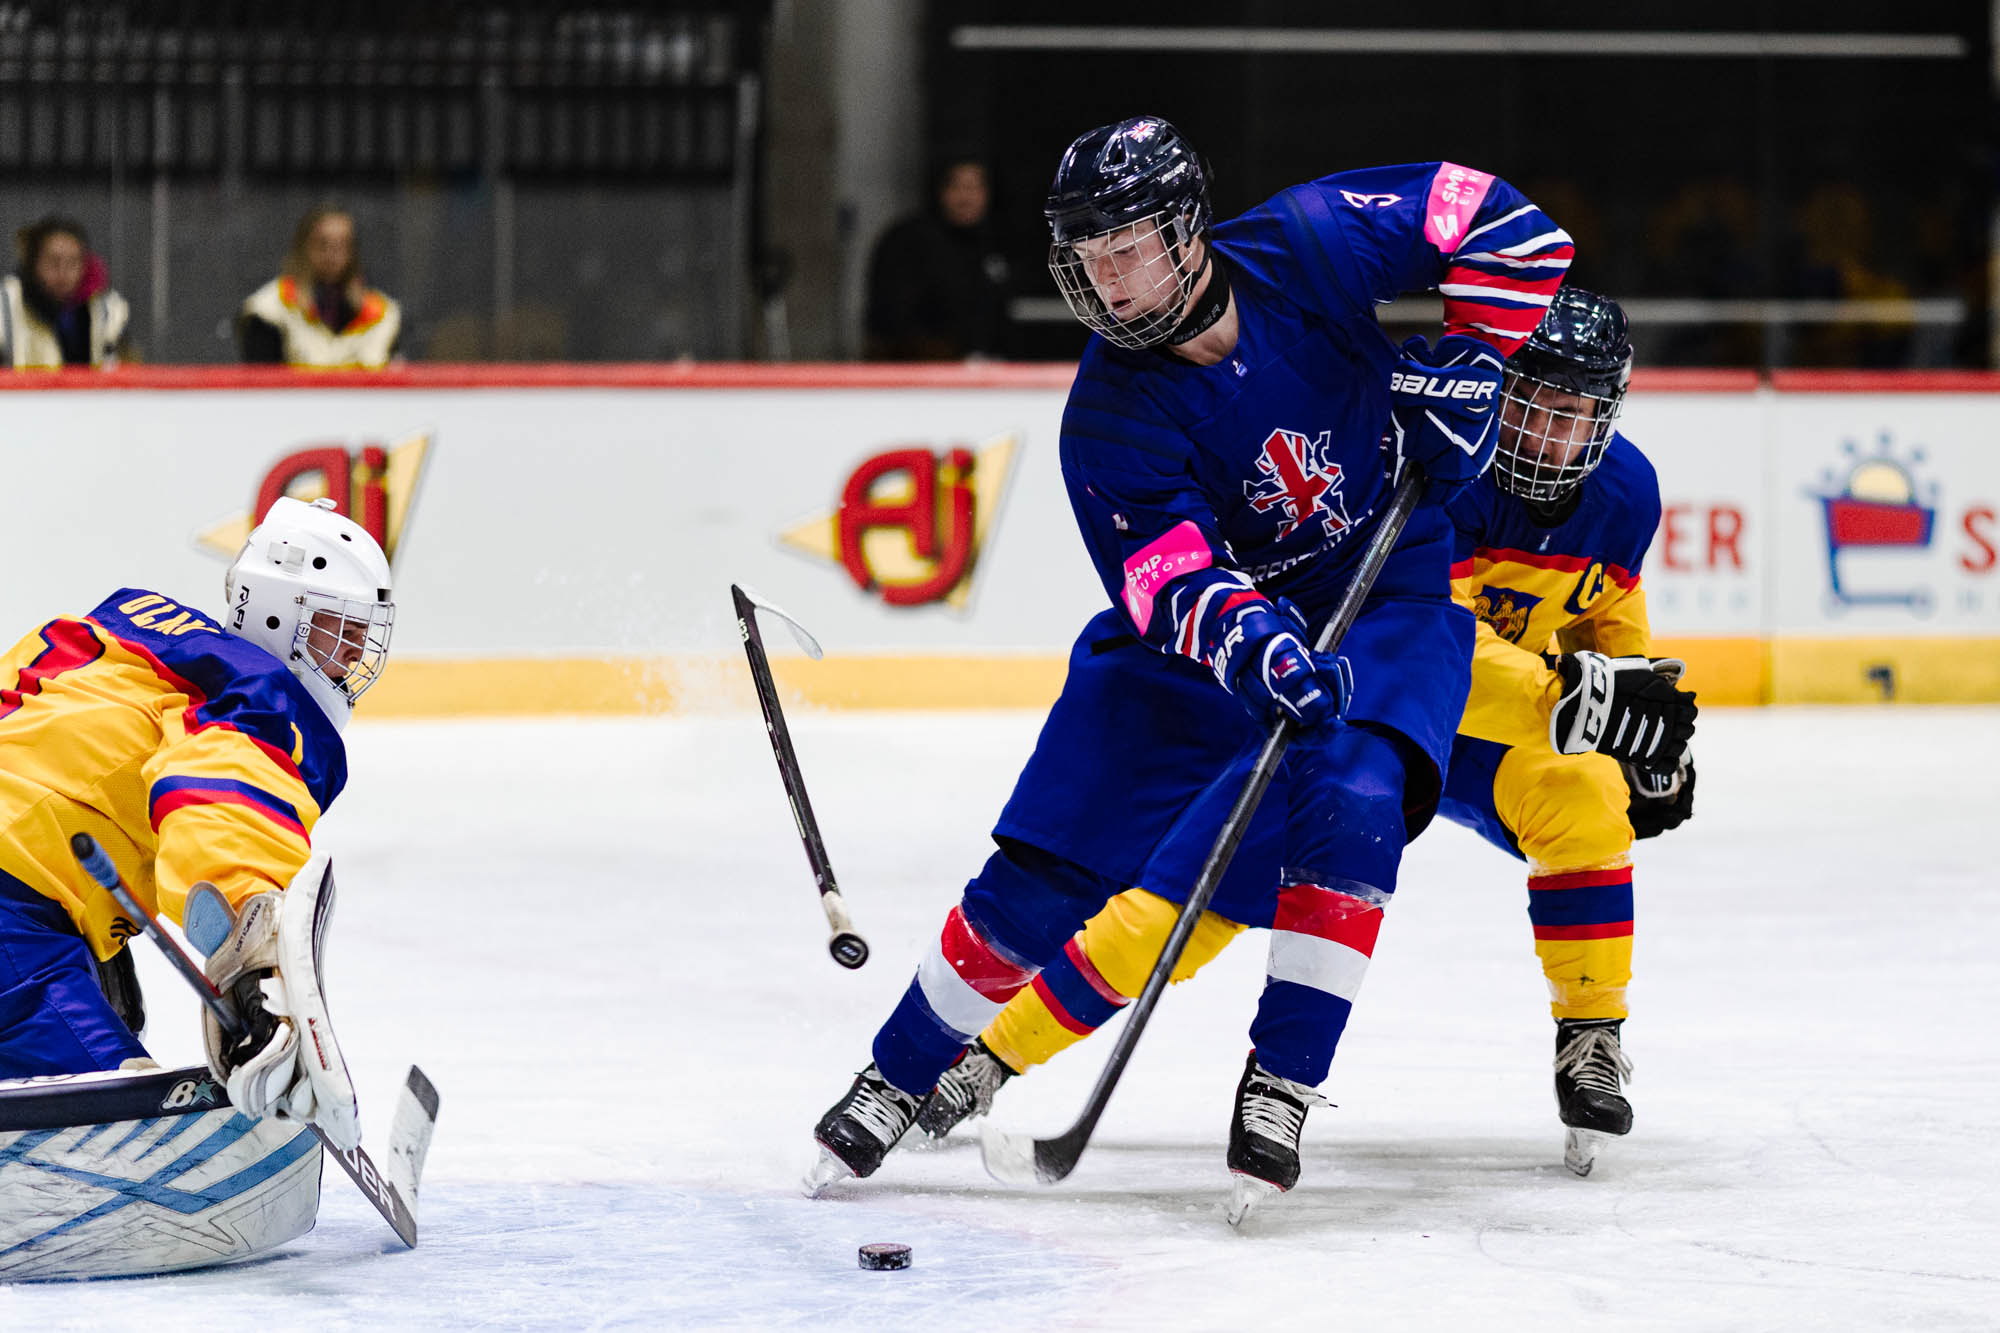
[1423,163,1494,252]
[1121,520,1214,634]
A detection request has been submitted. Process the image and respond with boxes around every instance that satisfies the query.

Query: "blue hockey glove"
[1387,333,1505,498]
[1213,600,1353,732]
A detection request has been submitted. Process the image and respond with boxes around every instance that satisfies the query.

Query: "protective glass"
[1047,205,1204,350]
[1493,372,1623,503]
[296,592,395,702]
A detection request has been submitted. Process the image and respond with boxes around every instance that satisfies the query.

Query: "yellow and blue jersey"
[1447,433,1662,750]
[0,588,346,957]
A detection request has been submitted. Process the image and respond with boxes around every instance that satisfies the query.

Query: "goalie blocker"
[187,854,361,1150]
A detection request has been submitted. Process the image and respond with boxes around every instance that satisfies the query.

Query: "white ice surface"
[4,706,1997,1330]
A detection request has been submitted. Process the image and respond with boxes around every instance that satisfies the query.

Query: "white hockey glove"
[190,857,361,1149]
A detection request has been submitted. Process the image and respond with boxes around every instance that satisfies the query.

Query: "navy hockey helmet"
[1045,116,1214,350]
[1494,287,1634,503]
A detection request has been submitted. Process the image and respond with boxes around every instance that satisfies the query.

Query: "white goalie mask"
[224,496,394,732]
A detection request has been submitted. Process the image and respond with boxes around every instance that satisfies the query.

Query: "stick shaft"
[73,832,247,1038]
[733,585,841,899]
[733,585,869,968]
[1028,467,1428,1182]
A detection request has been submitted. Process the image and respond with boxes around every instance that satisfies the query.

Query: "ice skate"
[1224,1051,1326,1226]
[1554,1018,1632,1177]
[804,1062,925,1196]
[915,1040,1015,1141]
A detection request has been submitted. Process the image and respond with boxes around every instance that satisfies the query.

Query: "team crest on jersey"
[1244,427,1350,541]
[1473,585,1542,643]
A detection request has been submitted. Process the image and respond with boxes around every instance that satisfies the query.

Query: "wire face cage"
[1492,371,1623,502]
[1047,204,1205,351]
[295,593,394,702]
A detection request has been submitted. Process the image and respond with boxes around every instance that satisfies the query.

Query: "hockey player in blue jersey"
[805,116,1575,1215]
[910,289,1701,1187]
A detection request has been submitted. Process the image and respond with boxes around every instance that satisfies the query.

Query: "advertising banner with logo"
[1767,387,2000,701]
[0,367,1993,712]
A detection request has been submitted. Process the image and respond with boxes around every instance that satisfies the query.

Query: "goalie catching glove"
[1550,652,1697,767]
[187,856,361,1150]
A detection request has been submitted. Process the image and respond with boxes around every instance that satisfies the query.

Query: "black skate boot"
[915,1039,1016,1141]
[1554,1017,1633,1177]
[803,1063,925,1196]
[1225,1051,1327,1226]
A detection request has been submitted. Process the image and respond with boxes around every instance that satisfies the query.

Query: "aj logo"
[192,432,433,567]
[781,436,1018,609]
[1244,428,1350,541]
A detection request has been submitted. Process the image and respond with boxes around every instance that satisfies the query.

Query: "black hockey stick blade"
[731,584,869,969]
[980,468,1429,1187]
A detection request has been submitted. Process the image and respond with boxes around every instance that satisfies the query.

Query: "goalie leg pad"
[0,1067,320,1280]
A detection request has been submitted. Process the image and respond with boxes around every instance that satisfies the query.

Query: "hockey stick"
[731,583,869,969]
[981,466,1428,1186]
[70,833,437,1247]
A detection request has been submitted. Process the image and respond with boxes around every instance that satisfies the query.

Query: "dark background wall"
[917,2,1993,367]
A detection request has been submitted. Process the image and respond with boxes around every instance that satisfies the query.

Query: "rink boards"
[1,363,1994,709]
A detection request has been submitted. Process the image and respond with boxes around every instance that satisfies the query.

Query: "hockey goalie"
[0,498,391,1278]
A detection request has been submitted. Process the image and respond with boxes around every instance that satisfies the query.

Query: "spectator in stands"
[0,216,130,369]
[240,206,403,367]
[863,156,1014,360]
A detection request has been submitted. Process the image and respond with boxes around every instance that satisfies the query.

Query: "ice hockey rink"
[4,703,1995,1331]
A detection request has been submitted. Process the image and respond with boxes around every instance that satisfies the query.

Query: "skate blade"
[1564,1127,1609,1178]
[1225,1173,1283,1228]
[801,1146,855,1198]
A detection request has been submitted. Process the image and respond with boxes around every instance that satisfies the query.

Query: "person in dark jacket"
[863,157,1015,360]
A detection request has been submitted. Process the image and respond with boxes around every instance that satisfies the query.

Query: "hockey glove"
[1215,600,1353,732]
[190,866,362,1148]
[1550,652,1698,766]
[1625,751,1695,839]
[1387,333,1504,498]
[192,885,315,1125]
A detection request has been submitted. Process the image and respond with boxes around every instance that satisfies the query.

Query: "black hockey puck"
[858,1242,911,1271]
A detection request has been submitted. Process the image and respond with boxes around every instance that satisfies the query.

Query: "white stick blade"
[384,1066,440,1202]
[735,583,824,660]
[978,1123,1043,1186]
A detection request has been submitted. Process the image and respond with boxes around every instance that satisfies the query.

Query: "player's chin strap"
[1164,250,1232,347]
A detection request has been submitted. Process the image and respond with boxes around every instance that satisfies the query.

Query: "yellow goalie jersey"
[0,588,345,956]
[1447,432,1662,747]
